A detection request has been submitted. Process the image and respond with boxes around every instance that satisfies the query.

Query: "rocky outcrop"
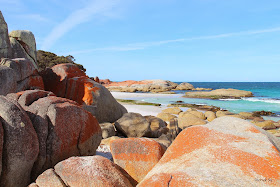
[0,58,44,95]
[110,138,165,184]
[41,63,127,123]
[138,117,280,186]
[205,111,216,122]
[104,79,178,92]
[7,90,102,180]
[184,88,253,99]
[0,11,12,58]
[33,156,134,187]
[157,112,177,122]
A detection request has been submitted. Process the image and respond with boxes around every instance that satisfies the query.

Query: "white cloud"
[41,0,122,50]
[69,26,280,54]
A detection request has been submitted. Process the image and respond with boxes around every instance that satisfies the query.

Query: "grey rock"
[115,112,151,137]
[100,123,116,139]
[0,96,39,187]
[0,66,17,95]
[0,11,12,58]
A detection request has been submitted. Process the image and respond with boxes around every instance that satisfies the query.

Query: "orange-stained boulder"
[41,63,127,123]
[111,138,165,183]
[138,117,280,186]
[7,90,102,180]
[53,156,133,187]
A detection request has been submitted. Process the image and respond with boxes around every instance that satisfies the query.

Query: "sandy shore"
[111,91,187,116]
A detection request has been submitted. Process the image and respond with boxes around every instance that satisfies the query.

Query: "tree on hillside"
[37,50,86,72]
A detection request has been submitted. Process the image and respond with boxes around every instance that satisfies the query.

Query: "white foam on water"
[242,98,280,104]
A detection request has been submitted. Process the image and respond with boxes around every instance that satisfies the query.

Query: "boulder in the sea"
[138,117,280,186]
[110,138,165,183]
[184,88,253,99]
[175,82,194,90]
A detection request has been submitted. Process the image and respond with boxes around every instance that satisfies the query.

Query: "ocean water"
[135,82,280,117]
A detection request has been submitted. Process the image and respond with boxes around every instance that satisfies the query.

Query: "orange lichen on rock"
[66,77,100,105]
[110,138,165,183]
[138,117,280,186]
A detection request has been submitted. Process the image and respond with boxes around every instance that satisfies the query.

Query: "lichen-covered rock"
[0,96,39,187]
[0,11,12,58]
[115,112,150,137]
[9,30,38,69]
[7,90,102,179]
[111,138,165,183]
[138,117,280,186]
[162,107,182,115]
[41,63,127,123]
[105,79,178,92]
[54,156,133,187]
[35,169,66,187]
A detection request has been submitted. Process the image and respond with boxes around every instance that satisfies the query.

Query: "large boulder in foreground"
[7,90,102,179]
[138,117,280,186]
[0,96,39,187]
[184,88,253,99]
[53,156,133,187]
[41,63,127,123]
[111,138,165,184]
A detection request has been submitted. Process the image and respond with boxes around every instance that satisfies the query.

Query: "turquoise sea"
[134,82,280,118]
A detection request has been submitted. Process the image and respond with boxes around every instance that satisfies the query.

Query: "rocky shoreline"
[1,10,280,187]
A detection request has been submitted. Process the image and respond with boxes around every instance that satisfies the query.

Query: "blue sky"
[1,0,280,81]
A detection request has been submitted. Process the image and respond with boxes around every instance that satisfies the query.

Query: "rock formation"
[138,117,280,186]
[40,63,127,123]
[0,11,12,58]
[184,88,253,99]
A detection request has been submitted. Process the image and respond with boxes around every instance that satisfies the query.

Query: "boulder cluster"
[1,10,280,187]
[102,79,212,93]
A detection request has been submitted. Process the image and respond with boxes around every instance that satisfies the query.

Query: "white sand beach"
[111,91,188,116]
